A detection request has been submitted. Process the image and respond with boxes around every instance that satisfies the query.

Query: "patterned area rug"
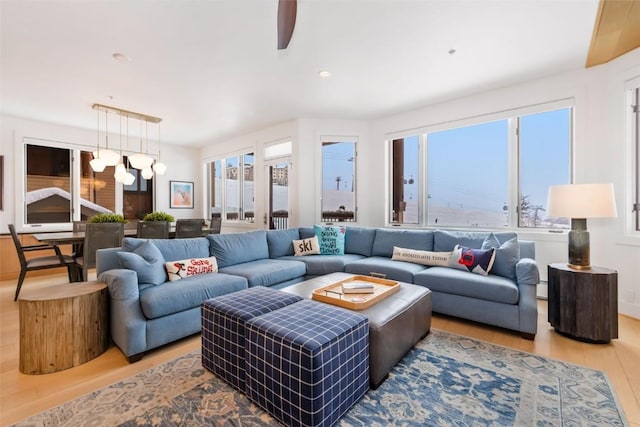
[13,330,627,426]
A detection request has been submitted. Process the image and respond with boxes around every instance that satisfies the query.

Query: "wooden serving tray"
[311,275,400,310]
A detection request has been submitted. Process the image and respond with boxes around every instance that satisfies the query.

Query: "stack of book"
[342,281,375,294]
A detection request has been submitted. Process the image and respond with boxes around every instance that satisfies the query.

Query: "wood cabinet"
[548,263,618,343]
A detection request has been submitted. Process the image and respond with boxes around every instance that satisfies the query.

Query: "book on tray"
[342,282,375,294]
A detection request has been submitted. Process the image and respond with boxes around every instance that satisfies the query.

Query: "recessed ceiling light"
[318,70,332,78]
[112,53,131,63]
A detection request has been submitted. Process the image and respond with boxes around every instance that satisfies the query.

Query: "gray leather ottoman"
[282,272,432,389]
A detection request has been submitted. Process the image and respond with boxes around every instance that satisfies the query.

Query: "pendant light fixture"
[91,103,164,178]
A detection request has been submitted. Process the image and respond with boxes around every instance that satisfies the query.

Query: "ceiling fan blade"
[277,0,297,50]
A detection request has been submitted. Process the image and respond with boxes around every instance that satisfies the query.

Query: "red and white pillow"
[165,256,218,281]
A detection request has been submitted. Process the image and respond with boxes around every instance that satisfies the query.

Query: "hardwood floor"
[1,273,639,426]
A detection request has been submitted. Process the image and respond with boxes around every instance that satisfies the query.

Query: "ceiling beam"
[586,0,640,68]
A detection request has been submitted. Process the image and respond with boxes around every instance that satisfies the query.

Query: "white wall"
[369,49,640,318]
[0,115,202,232]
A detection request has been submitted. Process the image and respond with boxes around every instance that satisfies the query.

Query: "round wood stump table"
[19,281,109,374]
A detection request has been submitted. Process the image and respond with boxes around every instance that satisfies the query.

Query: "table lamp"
[546,183,617,270]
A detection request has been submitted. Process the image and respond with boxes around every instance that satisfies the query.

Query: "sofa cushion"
[267,228,300,258]
[279,254,365,276]
[345,227,376,256]
[208,230,269,268]
[392,247,452,267]
[122,237,210,262]
[293,236,320,256]
[344,256,427,283]
[449,245,496,276]
[314,225,346,255]
[218,259,306,287]
[481,233,520,280]
[165,256,218,281]
[139,273,248,319]
[298,227,315,239]
[433,230,518,252]
[413,267,519,305]
[116,240,167,285]
[371,229,434,257]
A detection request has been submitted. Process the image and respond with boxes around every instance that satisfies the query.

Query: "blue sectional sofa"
[96,227,539,362]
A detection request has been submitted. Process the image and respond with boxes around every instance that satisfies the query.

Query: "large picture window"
[388,102,572,229]
[427,120,508,228]
[321,139,357,223]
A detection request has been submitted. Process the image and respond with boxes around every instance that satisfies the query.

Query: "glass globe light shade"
[96,149,120,166]
[114,163,127,181]
[89,157,107,172]
[141,167,154,180]
[153,161,167,175]
[128,153,154,169]
[123,172,136,186]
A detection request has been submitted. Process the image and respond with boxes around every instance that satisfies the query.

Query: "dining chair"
[72,221,87,258]
[209,217,222,234]
[137,221,169,239]
[74,222,124,281]
[174,219,204,238]
[8,224,79,301]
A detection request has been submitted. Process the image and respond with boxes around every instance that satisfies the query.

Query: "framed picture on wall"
[170,181,194,209]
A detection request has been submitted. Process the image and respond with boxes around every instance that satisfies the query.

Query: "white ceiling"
[0,0,599,146]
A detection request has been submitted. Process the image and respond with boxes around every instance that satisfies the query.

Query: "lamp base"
[568,218,590,270]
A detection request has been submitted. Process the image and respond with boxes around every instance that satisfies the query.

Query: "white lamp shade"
[141,167,154,180]
[153,161,167,175]
[89,157,107,172]
[123,172,136,186]
[92,149,120,166]
[114,163,127,182]
[128,153,154,169]
[547,183,617,219]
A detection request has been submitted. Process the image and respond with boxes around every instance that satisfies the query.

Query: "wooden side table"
[19,281,109,374]
[547,263,618,343]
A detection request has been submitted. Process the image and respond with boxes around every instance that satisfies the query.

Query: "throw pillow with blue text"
[314,225,346,255]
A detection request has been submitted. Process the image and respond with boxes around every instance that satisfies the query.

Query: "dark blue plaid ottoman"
[201,287,302,391]
[245,299,370,427]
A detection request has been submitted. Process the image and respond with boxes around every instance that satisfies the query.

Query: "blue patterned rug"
[13,330,627,426]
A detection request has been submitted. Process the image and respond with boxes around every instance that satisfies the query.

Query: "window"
[630,83,640,231]
[390,135,420,224]
[321,139,356,222]
[122,157,153,220]
[388,102,572,229]
[208,151,255,222]
[518,108,571,228]
[209,159,222,219]
[22,139,155,228]
[24,142,120,225]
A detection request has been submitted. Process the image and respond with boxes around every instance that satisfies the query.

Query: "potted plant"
[89,213,128,223]
[142,211,175,222]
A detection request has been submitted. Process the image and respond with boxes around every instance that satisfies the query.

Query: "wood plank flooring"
[1,273,639,426]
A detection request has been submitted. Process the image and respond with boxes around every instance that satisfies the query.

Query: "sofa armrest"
[98,269,140,299]
[515,258,539,287]
[97,269,148,357]
[515,258,539,337]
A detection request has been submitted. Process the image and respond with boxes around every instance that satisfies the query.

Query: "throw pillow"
[165,256,218,281]
[391,247,452,266]
[293,236,321,256]
[314,225,346,255]
[117,240,167,285]
[449,244,496,276]
[481,233,520,280]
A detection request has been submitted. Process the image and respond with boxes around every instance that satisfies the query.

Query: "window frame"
[206,149,256,224]
[16,136,156,231]
[319,136,358,224]
[386,99,574,230]
[625,76,640,234]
